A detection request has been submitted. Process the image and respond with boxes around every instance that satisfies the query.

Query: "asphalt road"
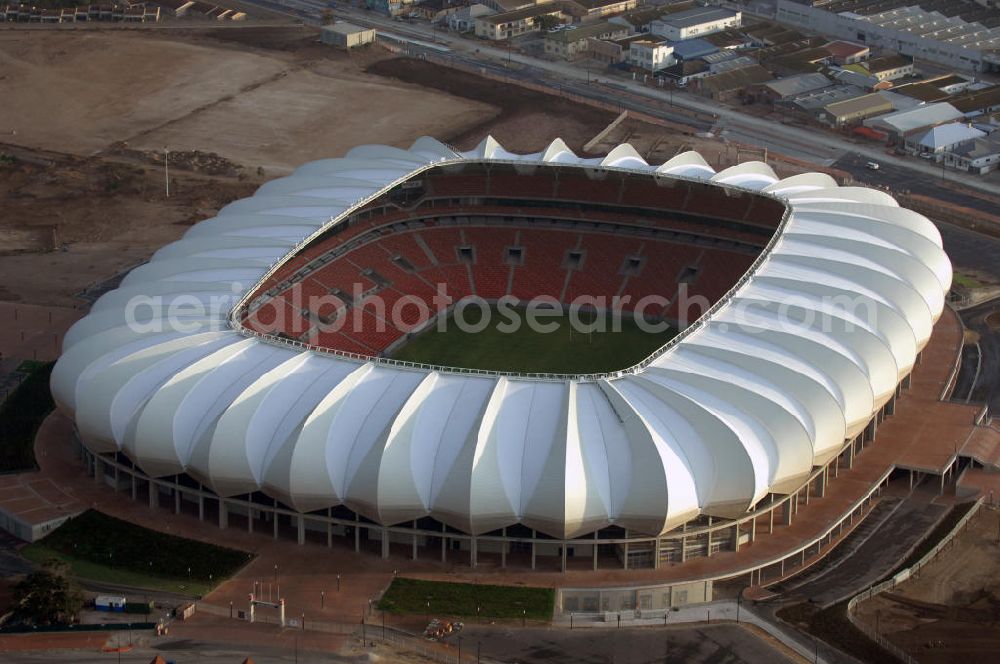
[960,297,1000,417]
[461,623,796,664]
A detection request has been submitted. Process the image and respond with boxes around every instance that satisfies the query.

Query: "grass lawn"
[20,544,214,597]
[378,577,554,621]
[0,361,54,472]
[390,305,675,374]
[28,510,253,595]
[952,273,983,289]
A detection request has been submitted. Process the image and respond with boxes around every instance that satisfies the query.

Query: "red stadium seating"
[240,167,776,358]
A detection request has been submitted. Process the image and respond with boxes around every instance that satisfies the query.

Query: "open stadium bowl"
[51,137,951,541]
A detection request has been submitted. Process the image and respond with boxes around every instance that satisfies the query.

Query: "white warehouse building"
[650,7,741,42]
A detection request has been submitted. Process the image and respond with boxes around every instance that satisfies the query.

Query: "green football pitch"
[389,304,676,374]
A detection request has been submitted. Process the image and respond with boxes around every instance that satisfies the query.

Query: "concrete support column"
[470,537,477,568]
[249,504,254,534]
[864,417,877,443]
[805,479,811,505]
[783,497,793,526]
[731,523,740,552]
[198,489,205,522]
[846,441,855,469]
[902,372,912,389]
[750,516,756,543]
[131,475,137,500]
[680,535,687,562]
[769,508,774,534]
[274,498,280,540]
[114,464,120,490]
[653,537,661,569]
[560,543,567,572]
[530,538,537,570]
[593,531,599,571]
[219,499,228,529]
[885,393,895,416]
[816,467,827,498]
[297,515,305,545]
[174,487,181,515]
[440,522,447,563]
[623,529,629,569]
[149,482,158,509]
[834,455,840,478]
[92,456,102,483]
[355,514,361,553]
[412,533,418,561]
[381,528,389,559]
[500,527,507,568]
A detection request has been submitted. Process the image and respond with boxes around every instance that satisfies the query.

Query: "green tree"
[534,15,561,31]
[12,559,84,626]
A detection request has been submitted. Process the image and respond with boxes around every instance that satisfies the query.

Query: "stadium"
[50,136,951,578]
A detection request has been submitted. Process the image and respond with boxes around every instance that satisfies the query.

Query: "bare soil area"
[854,505,1000,664]
[0,144,258,306]
[0,28,624,308]
[366,57,616,153]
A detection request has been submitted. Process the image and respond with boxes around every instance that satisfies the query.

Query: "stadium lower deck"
[238,162,783,369]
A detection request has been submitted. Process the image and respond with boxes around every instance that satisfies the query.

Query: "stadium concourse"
[44,135,996,607]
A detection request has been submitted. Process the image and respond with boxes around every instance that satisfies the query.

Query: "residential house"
[628,38,676,72]
[449,3,495,31]
[544,21,627,60]
[946,134,1000,174]
[608,6,663,34]
[474,2,563,40]
[822,41,869,66]
[561,0,636,20]
[863,54,915,82]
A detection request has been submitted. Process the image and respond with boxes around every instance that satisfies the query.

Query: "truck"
[94,595,127,612]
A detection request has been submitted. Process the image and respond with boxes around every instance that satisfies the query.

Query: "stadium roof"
[52,137,951,539]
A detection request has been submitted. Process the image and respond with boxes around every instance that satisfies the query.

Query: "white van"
[866,161,880,170]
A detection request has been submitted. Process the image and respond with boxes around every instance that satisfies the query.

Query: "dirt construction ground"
[854,504,1000,664]
[0,27,619,307]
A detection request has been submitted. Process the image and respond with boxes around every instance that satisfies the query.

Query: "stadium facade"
[51,136,951,576]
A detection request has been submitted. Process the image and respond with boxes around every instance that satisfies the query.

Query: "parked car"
[866,161,880,170]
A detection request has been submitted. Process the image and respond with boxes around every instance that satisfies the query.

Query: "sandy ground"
[854,504,1000,664]
[0,29,492,173]
[0,31,288,156]
[0,27,621,309]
